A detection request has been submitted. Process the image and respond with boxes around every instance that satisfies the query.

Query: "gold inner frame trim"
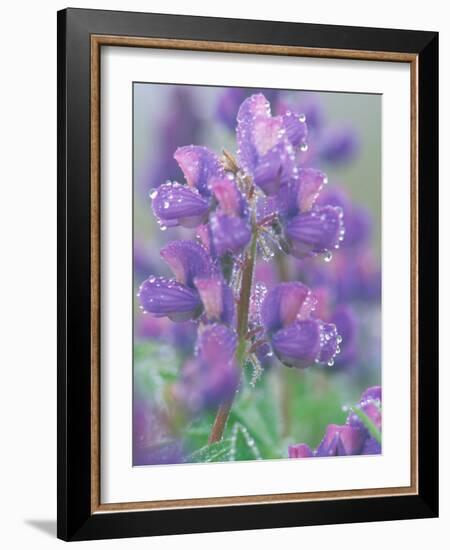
[90,35,419,514]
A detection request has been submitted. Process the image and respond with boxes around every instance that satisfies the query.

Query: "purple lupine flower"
[175,324,240,412]
[317,187,372,249]
[347,385,382,455]
[139,240,236,326]
[276,169,345,259]
[261,282,341,369]
[289,386,382,459]
[202,175,251,257]
[236,94,307,195]
[150,146,223,229]
[138,240,214,322]
[315,424,366,456]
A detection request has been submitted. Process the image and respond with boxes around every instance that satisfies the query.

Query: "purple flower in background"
[317,187,372,249]
[133,399,185,465]
[175,324,240,412]
[328,304,358,367]
[143,87,203,196]
[319,125,359,165]
[289,386,381,459]
[276,169,345,259]
[315,424,366,456]
[261,282,341,368]
[347,385,382,455]
[151,146,224,229]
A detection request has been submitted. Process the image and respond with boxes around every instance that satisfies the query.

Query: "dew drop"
[300,143,309,152]
[323,251,333,262]
[149,189,158,199]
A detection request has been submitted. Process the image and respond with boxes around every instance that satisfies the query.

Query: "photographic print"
[133,84,382,466]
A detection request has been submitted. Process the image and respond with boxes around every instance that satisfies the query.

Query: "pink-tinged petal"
[138,276,201,322]
[211,176,245,217]
[160,240,214,287]
[252,116,285,157]
[298,168,328,211]
[151,182,209,228]
[261,282,316,334]
[194,277,235,325]
[285,205,345,259]
[316,424,365,457]
[288,443,314,458]
[174,145,223,197]
[281,111,308,147]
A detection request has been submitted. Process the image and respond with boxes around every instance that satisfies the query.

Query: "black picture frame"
[57,7,438,541]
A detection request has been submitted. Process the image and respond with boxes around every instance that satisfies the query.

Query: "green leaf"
[230,423,261,461]
[351,407,382,444]
[187,439,233,463]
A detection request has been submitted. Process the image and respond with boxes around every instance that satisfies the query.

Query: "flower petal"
[315,424,365,457]
[138,276,202,322]
[237,94,294,195]
[281,111,308,147]
[209,213,251,257]
[151,182,210,228]
[174,145,223,197]
[271,319,321,369]
[194,277,235,325]
[211,176,247,217]
[176,325,239,411]
[285,205,344,258]
[160,240,214,287]
[288,443,314,458]
[261,282,316,334]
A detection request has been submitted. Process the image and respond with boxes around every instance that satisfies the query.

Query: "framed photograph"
[57,8,438,541]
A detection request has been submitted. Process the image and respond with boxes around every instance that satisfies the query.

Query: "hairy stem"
[208,227,258,444]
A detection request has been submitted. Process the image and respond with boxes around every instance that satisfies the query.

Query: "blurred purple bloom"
[319,126,359,165]
[261,282,341,369]
[133,399,185,465]
[144,87,203,195]
[317,187,372,249]
[288,443,314,458]
[347,386,382,455]
[315,424,366,456]
[329,304,358,367]
[175,324,240,412]
[289,386,381,459]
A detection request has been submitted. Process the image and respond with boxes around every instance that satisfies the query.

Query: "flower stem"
[208,226,258,444]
